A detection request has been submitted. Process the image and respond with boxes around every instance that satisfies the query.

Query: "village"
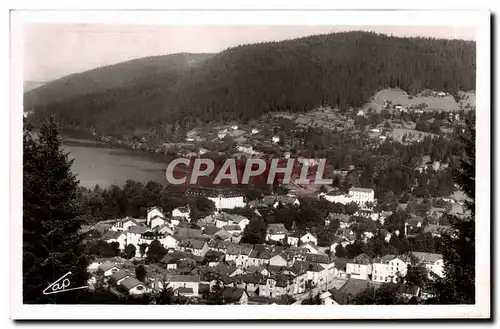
[84,182,466,305]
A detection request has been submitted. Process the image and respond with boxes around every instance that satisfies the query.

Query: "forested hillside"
[24,53,213,108]
[28,31,475,139]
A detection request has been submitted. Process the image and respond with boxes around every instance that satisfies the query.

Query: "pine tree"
[23,116,90,303]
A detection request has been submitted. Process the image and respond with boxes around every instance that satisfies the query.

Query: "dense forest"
[28,31,475,140]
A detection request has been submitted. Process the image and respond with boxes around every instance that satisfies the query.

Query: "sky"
[24,25,476,82]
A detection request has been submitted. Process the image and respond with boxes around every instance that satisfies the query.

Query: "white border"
[9,9,490,320]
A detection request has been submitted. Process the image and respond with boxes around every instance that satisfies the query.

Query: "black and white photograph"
[9,9,490,320]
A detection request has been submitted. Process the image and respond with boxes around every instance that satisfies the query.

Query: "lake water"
[62,139,168,189]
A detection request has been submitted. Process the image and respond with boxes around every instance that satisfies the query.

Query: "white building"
[185,187,246,210]
[266,223,288,242]
[120,277,149,295]
[348,187,375,206]
[150,216,167,230]
[209,195,245,210]
[272,136,280,144]
[372,255,410,283]
[323,191,354,205]
[104,231,127,250]
[147,206,165,227]
[111,217,140,232]
[251,128,259,134]
[287,235,300,247]
[346,254,372,280]
[172,206,191,220]
[411,252,444,278]
[300,232,318,245]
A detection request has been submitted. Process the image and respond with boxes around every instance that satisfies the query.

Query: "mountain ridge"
[27,31,476,141]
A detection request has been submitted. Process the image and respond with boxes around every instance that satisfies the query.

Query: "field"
[365,88,475,112]
[273,107,354,131]
[388,128,437,142]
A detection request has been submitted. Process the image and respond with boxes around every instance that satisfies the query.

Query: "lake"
[62,138,168,189]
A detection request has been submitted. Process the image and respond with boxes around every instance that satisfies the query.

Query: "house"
[348,187,375,206]
[119,277,148,295]
[230,214,250,231]
[247,249,273,267]
[269,254,288,267]
[232,273,261,293]
[160,255,179,270]
[201,225,221,238]
[372,255,410,283]
[225,243,253,268]
[217,131,227,139]
[111,216,141,232]
[223,225,242,236]
[300,232,318,245]
[162,274,200,297]
[155,224,174,236]
[147,206,165,227]
[319,291,339,305]
[179,238,209,257]
[159,234,179,250]
[286,234,300,247]
[110,270,131,285]
[125,225,149,247]
[213,212,249,229]
[251,128,259,135]
[214,228,234,242]
[325,213,350,228]
[266,223,288,242]
[172,206,191,221]
[272,136,280,144]
[103,231,127,250]
[150,216,167,230]
[410,252,444,278]
[346,253,372,280]
[97,261,121,277]
[299,242,320,255]
[357,109,365,116]
[258,273,293,299]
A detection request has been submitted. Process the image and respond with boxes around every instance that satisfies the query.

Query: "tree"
[335,244,347,258]
[154,281,175,304]
[406,263,429,287]
[135,265,147,282]
[205,279,225,305]
[23,117,90,304]
[124,244,137,259]
[352,283,407,305]
[109,242,120,257]
[241,219,267,244]
[146,240,167,263]
[139,243,148,258]
[430,118,475,304]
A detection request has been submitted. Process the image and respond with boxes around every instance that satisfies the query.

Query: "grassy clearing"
[365,88,475,112]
